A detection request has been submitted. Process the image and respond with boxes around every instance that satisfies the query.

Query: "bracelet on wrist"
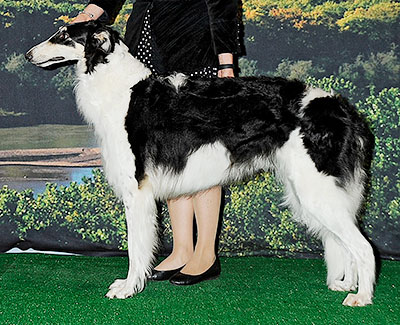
[218,63,235,71]
[79,11,95,19]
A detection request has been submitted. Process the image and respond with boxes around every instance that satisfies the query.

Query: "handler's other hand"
[217,53,234,78]
[218,68,234,78]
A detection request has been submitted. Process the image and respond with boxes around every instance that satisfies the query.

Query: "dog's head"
[25,21,120,73]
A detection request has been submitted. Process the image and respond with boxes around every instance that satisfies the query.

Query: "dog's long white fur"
[28,34,375,306]
[75,43,158,295]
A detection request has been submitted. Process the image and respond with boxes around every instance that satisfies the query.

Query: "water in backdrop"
[0,124,98,195]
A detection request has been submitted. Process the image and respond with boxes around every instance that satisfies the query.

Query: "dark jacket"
[88,0,241,73]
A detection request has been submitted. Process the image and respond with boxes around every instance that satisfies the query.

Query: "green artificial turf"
[0,254,398,324]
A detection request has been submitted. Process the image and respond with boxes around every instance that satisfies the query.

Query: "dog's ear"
[84,25,119,73]
[91,30,113,54]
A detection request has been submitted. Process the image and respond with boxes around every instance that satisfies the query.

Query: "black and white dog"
[26,22,375,306]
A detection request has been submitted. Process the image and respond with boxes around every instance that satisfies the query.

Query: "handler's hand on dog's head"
[71,13,92,24]
[71,4,104,24]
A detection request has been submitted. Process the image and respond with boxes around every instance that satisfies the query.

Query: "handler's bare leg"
[154,186,221,274]
[154,196,194,271]
[181,186,221,275]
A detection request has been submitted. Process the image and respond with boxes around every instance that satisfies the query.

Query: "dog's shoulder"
[129,76,178,113]
[131,76,178,97]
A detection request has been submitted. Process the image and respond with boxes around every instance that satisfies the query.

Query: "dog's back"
[127,75,372,187]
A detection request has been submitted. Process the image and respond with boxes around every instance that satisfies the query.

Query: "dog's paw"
[105,278,145,299]
[342,293,372,307]
[328,280,357,292]
[108,279,126,290]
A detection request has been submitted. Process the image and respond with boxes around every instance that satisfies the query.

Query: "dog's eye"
[59,32,70,41]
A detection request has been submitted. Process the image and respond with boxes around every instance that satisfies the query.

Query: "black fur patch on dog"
[125,75,373,186]
[126,76,306,182]
[301,95,373,183]
[83,24,120,74]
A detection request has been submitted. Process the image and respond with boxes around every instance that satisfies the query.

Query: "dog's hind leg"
[308,176,374,305]
[106,177,158,299]
[323,221,374,306]
[324,234,357,292]
[282,172,374,306]
[279,171,357,292]
[275,128,375,306]
[280,177,358,292]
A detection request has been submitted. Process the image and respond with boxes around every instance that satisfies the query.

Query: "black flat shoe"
[148,265,184,281]
[169,258,221,286]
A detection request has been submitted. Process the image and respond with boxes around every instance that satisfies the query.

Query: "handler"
[73,0,242,285]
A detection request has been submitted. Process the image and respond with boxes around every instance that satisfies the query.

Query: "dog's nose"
[25,50,33,62]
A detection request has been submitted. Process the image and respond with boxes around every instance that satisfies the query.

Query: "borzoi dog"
[26,21,375,306]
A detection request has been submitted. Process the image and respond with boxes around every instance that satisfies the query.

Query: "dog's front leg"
[106,178,158,299]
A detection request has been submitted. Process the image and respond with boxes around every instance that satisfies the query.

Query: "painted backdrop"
[0,0,399,259]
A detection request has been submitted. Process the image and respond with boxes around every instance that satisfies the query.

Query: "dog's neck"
[74,41,151,131]
[76,41,151,86]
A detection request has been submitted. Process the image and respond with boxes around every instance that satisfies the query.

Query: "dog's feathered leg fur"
[324,235,357,292]
[275,127,374,306]
[75,41,158,298]
[107,178,158,298]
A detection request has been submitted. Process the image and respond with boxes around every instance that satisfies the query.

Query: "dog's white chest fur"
[74,43,151,197]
